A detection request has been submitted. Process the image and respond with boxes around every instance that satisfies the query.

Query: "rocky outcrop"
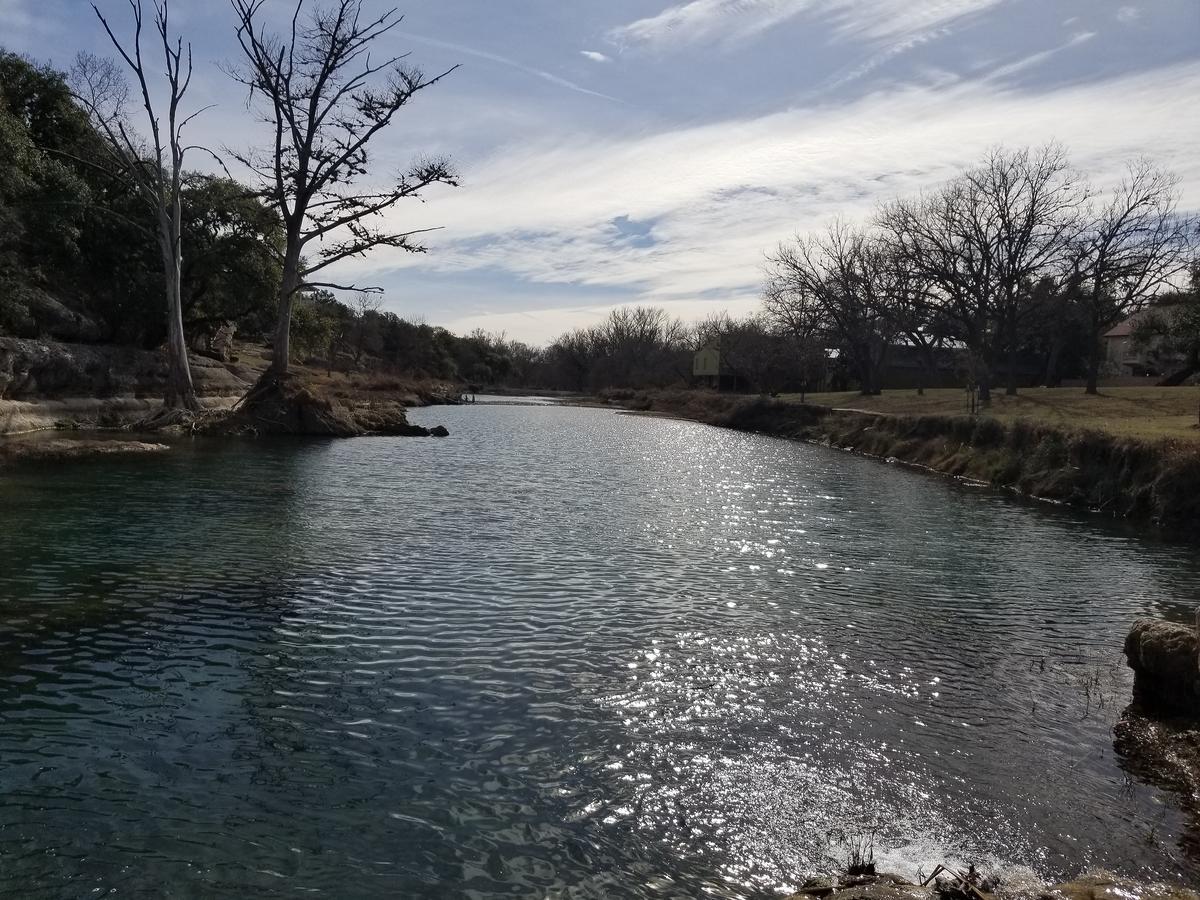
[0,337,460,443]
[211,375,362,436]
[0,336,250,404]
[1125,618,1200,714]
[210,375,451,438]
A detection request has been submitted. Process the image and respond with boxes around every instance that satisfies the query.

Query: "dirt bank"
[0,337,459,449]
[601,389,1200,530]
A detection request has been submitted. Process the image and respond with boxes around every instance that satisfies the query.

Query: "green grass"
[778,387,1200,443]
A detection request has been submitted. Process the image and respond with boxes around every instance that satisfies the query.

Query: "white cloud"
[1117,6,1142,24]
[443,297,761,345]
[983,30,1097,83]
[580,50,612,63]
[608,0,1005,51]
[345,61,1200,342]
[402,33,621,102]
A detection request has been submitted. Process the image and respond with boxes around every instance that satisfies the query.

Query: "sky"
[3,0,1199,344]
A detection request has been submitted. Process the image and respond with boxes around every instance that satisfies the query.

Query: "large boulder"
[1124,617,1199,714]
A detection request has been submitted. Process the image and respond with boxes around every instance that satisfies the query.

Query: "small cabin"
[693,345,720,380]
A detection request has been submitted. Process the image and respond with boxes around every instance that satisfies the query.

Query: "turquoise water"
[1,403,1198,898]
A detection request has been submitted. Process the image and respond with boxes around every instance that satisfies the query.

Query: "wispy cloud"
[402,33,621,102]
[348,61,1200,341]
[608,0,1005,51]
[1117,6,1142,24]
[580,50,612,63]
[983,30,1098,83]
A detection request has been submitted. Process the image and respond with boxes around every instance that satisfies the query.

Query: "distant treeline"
[3,51,1196,398]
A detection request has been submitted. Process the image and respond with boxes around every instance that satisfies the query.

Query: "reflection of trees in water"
[0,442,330,888]
[0,440,329,622]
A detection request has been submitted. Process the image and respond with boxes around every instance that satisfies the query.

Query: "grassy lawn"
[779,386,1200,443]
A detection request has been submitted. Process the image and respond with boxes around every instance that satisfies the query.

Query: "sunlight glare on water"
[1,403,1198,898]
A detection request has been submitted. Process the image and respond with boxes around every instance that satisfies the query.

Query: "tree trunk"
[160,233,199,411]
[917,342,937,397]
[1085,339,1101,395]
[1085,310,1102,395]
[978,356,992,407]
[1005,315,1018,396]
[1042,339,1062,388]
[270,253,302,376]
[857,350,874,396]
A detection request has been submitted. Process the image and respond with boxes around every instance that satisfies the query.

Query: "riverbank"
[789,388,1200,444]
[600,389,1200,530]
[0,337,459,454]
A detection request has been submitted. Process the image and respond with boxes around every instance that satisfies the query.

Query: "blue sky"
[3,0,1198,343]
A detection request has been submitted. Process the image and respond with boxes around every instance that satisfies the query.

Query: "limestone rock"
[1125,617,1199,714]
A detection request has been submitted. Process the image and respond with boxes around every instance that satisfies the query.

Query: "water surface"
[1,404,1198,898]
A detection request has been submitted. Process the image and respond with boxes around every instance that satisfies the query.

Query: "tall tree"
[878,146,1085,403]
[229,0,458,383]
[964,145,1086,396]
[73,0,209,411]
[1071,160,1194,393]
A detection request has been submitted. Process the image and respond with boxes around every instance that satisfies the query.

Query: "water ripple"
[0,404,1198,897]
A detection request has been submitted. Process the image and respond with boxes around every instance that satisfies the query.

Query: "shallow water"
[1,404,1198,898]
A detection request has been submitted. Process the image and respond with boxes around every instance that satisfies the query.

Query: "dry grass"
[782,387,1200,443]
[222,341,456,405]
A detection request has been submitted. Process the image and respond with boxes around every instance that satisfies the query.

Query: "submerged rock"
[1125,617,1199,714]
[1113,709,1200,856]
[786,874,929,900]
[0,435,170,463]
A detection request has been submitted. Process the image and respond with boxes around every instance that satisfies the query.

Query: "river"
[1,401,1198,898]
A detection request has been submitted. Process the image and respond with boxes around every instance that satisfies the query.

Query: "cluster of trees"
[289,290,540,386]
[764,145,1196,400]
[0,0,455,413]
[0,51,281,353]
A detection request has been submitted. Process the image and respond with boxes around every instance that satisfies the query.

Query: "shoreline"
[599,389,1200,534]
[0,336,462,457]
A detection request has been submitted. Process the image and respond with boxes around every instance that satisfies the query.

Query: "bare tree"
[765,221,895,396]
[878,145,1085,402]
[229,0,459,385]
[73,0,211,412]
[1070,160,1195,393]
[964,145,1086,396]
